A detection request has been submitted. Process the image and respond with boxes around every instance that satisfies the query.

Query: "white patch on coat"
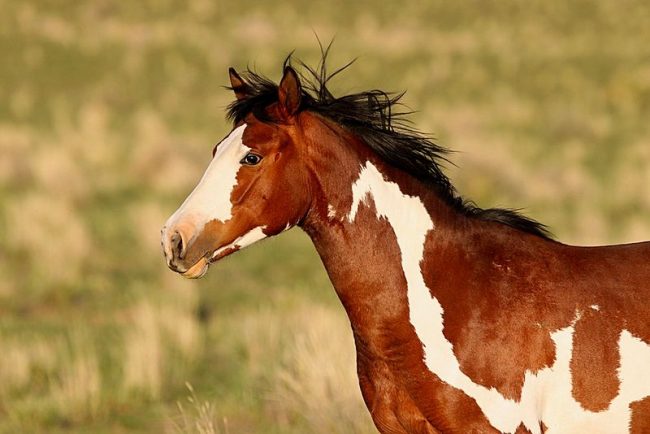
[348,162,650,434]
[327,204,337,219]
[211,225,267,259]
[163,124,249,240]
[590,304,600,311]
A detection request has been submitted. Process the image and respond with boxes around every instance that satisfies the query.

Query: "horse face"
[161,67,310,278]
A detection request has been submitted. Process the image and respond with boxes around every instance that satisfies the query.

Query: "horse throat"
[302,157,444,352]
[300,157,545,433]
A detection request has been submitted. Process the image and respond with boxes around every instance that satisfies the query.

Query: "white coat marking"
[348,162,650,433]
[210,226,267,259]
[164,124,249,237]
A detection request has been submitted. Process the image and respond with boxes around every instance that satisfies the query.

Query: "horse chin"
[182,257,210,279]
[181,245,241,279]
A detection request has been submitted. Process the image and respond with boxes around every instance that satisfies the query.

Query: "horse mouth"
[181,246,241,279]
[181,257,210,279]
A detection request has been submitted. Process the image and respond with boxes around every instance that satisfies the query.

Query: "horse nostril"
[171,231,186,260]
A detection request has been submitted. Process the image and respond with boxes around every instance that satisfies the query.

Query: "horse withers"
[161,58,650,434]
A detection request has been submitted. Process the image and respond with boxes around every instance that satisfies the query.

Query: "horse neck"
[299,113,470,329]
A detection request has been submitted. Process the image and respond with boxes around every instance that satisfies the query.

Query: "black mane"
[227,53,552,239]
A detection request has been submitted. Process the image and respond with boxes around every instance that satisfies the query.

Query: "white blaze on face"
[348,162,650,433]
[164,124,249,239]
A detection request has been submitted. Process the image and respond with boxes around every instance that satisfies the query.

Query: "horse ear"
[278,66,302,116]
[229,67,250,101]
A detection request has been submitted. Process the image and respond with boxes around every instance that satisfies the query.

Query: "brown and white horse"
[161,58,650,433]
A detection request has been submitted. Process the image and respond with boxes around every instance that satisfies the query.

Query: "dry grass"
[0,336,58,396]
[122,301,164,399]
[231,302,375,433]
[0,332,103,427]
[271,305,375,434]
[49,335,103,424]
[1,0,649,432]
[5,192,91,286]
[128,109,204,195]
[121,295,202,400]
[171,383,229,434]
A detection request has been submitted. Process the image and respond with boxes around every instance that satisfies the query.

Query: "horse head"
[161,67,311,278]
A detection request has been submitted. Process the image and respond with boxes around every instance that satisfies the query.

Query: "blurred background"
[1,1,649,432]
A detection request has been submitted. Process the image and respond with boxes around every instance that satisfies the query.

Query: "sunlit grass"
[49,334,103,424]
[270,305,375,434]
[173,383,229,434]
[122,302,164,399]
[0,0,649,432]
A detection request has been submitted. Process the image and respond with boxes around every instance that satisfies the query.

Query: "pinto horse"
[161,58,650,433]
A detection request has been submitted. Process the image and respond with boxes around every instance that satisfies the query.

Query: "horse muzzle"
[161,221,212,279]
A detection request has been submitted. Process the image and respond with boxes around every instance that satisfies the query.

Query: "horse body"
[162,60,650,433]
[301,115,650,433]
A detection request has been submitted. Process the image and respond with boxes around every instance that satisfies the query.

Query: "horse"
[161,57,650,433]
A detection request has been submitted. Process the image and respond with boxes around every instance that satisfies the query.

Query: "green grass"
[1,0,649,432]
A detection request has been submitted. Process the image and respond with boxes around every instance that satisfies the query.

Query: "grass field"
[1,1,649,432]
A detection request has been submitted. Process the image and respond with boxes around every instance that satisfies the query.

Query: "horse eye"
[241,153,262,166]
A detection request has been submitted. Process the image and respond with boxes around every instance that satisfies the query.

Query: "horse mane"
[226,52,552,240]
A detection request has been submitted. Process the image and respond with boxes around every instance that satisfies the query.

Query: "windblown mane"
[226,53,552,239]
